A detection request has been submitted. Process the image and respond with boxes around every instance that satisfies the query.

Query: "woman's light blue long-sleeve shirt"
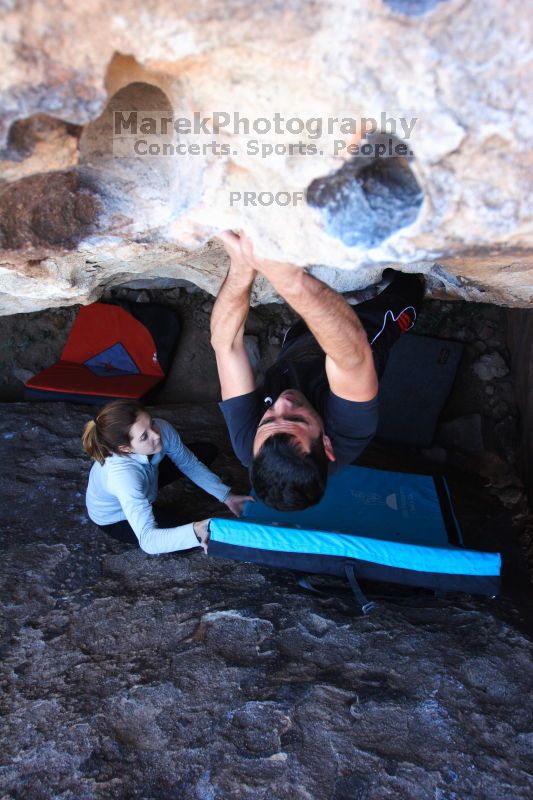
[86,418,230,554]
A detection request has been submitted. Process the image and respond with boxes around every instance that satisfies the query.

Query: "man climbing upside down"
[210,231,424,511]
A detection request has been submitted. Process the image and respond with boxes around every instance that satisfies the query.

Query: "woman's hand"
[193,518,211,553]
[224,493,255,517]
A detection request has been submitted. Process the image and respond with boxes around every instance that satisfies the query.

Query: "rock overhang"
[0,0,531,315]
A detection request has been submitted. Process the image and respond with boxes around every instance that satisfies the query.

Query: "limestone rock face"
[0,0,532,314]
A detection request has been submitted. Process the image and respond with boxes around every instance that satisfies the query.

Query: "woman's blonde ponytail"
[81,400,144,465]
[82,418,109,465]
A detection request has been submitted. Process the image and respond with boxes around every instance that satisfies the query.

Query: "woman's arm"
[108,469,201,555]
[158,420,231,502]
[138,520,201,555]
[159,420,254,517]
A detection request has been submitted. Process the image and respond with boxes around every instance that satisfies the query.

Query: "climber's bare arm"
[210,235,257,400]
[217,232,377,402]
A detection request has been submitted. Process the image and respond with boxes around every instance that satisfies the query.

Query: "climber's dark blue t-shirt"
[219,331,378,472]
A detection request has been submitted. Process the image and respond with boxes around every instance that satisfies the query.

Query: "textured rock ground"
[1,401,533,800]
[0,0,532,313]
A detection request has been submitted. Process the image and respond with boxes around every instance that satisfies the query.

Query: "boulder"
[0,0,531,314]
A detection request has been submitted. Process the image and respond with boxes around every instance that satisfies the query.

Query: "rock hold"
[473,353,510,381]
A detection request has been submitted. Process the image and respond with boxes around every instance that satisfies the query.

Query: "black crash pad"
[376,334,463,447]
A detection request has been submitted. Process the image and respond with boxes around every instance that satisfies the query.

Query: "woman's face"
[122,412,163,456]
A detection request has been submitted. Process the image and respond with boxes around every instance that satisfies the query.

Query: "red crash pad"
[25,303,165,402]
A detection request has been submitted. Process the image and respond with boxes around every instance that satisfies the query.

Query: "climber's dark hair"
[251,433,328,511]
